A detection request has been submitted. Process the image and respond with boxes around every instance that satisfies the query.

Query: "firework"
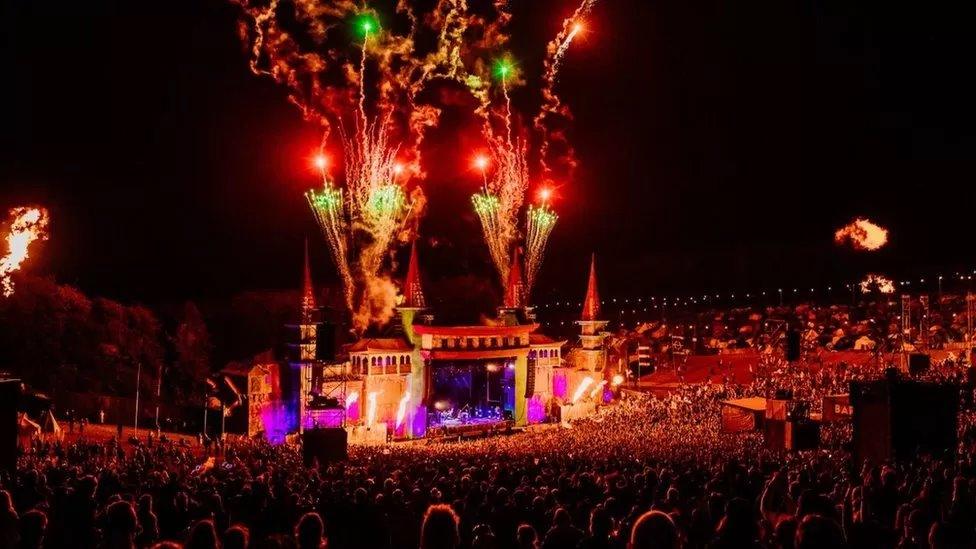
[588,379,607,399]
[234,2,437,331]
[470,58,530,288]
[860,273,895,294]
[466,1,598,301]
[366,391,379,428]
[232,0,599,318]
[306,182,353,307]
[472,192,507,277]
[524,202,558,292]
[835,218,889,251]
[572,376,594,404]
[1,207,49,298]
[535,0,599,181]
[394,379,411,429]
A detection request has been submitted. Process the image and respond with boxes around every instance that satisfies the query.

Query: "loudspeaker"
[785,421,820,450]
[0,380,21,474]
[851,378,959,464]
[302,428,348,466]
[524,357,536,398]
[774,388,794,400]
[785,329,801,362]
[765,420,786,450]
[316,322,337,361]
[908,353,931,377]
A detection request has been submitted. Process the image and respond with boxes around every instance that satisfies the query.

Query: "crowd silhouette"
[4,353,976,548]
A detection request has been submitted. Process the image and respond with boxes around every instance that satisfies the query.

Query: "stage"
[427,358,516,433]
[426,417,514,440]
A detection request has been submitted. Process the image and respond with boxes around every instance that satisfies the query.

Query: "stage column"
[514,350,529,427]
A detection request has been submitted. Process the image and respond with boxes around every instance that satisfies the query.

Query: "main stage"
[426,417,514,440]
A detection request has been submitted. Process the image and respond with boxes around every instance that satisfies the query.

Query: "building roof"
[413,323,539,337]
[221,361,250,377]
[346,338,414,353]
[301,238,316,323]
[581,253,601,321]
[221,349,277,376]
[503,247,525,309]
[403,239,426,308]
[529,333,566,346]
[720,397,767,412]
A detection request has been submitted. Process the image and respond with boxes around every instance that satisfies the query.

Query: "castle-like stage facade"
[248,245,615,443]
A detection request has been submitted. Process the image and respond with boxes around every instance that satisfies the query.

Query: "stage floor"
[427,417,513,439]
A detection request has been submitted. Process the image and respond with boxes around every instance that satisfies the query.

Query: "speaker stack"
[0,379,21,474]
[302,428,348,466]
[851,376,959,464]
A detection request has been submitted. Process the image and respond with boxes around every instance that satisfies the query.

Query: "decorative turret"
[403,239,426,309]
[575,253,609,370]
[301,238,317,324]
[298,239,319,359]
[397,239,427,344]
[581,253,601,322]
[496,248,526,325]
[504,247,526,310]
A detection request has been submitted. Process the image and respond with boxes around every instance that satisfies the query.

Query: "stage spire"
[403,239,426,308]
[301,238,316,323]
[581,253,601,321]
[504,247,526,309]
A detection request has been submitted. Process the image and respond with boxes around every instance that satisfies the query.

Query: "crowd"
[610,293,975,356]
[4,349,976,548]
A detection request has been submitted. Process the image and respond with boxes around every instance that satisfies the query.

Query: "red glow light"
[474,155,489,171]
[314,154,329,170]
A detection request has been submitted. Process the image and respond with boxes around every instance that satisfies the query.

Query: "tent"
[17,413,41,449]
[40,411,63,441]
[720,397,766,433]
[853,335,876,351]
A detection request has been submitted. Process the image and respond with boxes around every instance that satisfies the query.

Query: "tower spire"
[581,253,601,321]
[403,239,426,308]
[504,247,526,309]
[301,238,316,322]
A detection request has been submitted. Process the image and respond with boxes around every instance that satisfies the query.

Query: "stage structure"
[281,242,349,435]
[272,245,614,442]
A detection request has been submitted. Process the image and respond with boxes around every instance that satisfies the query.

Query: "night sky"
[2,0,973,307]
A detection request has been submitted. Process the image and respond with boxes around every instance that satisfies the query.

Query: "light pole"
[154,364,163,433]
[133,362,141,435]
